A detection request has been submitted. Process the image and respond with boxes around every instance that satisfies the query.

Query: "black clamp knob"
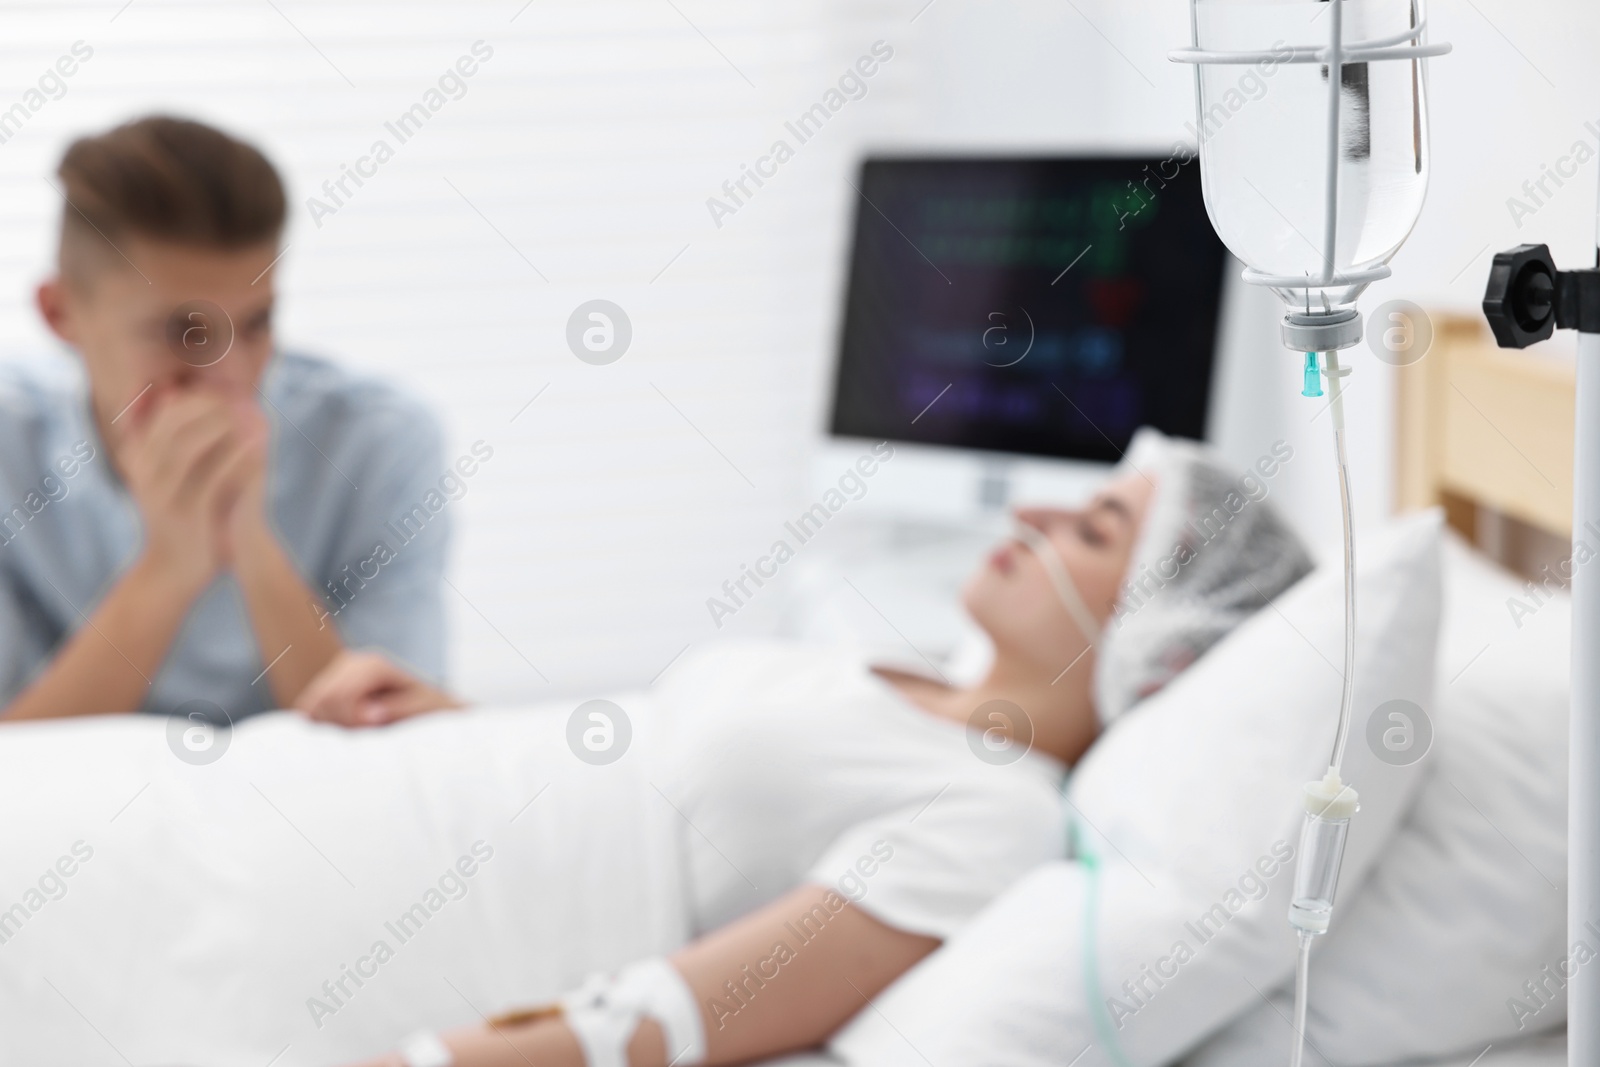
[1483,244,1558,348]
[1483,243,1600,347]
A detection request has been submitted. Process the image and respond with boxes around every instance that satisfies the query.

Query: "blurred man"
[0,115,449,724]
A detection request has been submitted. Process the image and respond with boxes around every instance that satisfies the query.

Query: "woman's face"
[963,469,1155,672]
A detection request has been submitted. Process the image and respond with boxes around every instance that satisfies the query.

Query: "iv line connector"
[1282,309,1362,353]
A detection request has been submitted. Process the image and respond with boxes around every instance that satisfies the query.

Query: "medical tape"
[561,957,707,1067]
[398,958,704,1067]
[396,1030,455,1067]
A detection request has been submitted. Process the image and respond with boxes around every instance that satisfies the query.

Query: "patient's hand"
[293,650,464,727]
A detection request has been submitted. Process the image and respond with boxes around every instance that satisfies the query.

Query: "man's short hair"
[56,115,285,281]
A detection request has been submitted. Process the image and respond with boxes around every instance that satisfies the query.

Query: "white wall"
[0,0,1588,700]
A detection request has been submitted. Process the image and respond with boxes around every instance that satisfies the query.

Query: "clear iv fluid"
[1193,0,1432,312]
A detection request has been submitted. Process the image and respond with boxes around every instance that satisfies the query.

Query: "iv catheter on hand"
[1170,3,1448,1064]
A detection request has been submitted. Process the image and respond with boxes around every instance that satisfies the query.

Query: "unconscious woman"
[294,428,1313,1067]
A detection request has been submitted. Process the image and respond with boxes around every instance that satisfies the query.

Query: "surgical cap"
[1093,428,1314,726]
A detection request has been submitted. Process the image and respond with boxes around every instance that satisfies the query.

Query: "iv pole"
[1480,187,1600,1065]
[1576,276,1599,1067]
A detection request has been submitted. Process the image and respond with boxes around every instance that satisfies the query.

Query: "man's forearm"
[232,521,343,709]
[0,558,199,721]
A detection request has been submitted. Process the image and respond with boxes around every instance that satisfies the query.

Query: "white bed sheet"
[1468,1032,1566,1066]
[0,698,687,1067]
[750,1033,1569,1067]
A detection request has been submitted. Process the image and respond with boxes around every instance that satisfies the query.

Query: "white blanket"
[0,700,687,1067]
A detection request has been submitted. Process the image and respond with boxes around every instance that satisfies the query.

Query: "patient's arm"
[668,884,938,1063]
[352,884,938,1067]
[294,650,462,727]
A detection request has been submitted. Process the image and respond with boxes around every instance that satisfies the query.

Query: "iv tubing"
[1324,350,1357,777]
[1287,930,1314,1067]
[1285,352,1359,1067]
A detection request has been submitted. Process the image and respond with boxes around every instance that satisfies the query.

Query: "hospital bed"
[1381,315,1578,1067]
[1396,314,1578,557]
[0,314,1575,1066]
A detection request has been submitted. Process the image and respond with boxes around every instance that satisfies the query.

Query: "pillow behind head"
[829,510,1442,1067]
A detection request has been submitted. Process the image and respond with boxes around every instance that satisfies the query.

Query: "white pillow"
[829,511,1443,1067]
[1184,532,1569,1065]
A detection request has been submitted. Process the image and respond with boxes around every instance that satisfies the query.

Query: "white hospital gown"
[656,641,1068,940]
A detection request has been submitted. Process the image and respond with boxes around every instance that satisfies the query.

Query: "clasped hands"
[115,382,271,593]
[114,383,459,730]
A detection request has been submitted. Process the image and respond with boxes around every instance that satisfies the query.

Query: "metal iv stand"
[1481,197,1600,1064]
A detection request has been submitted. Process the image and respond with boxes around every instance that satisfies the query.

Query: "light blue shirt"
[0,351,450,720]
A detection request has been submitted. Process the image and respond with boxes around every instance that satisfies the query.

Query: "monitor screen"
[828,155,1228,463]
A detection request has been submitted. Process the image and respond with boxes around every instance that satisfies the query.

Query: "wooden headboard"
[1395,314,1576,560]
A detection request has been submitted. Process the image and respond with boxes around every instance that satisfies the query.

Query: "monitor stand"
[977,458,1015,513]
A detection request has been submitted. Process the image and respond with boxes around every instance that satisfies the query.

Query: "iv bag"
[1175,0,1445,340]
